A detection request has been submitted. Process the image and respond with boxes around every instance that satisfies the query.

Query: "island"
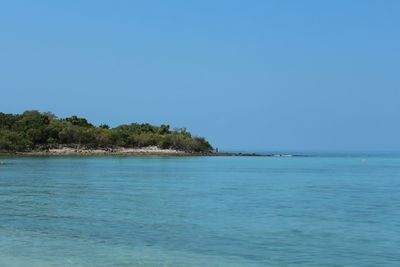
[0,110,275,156]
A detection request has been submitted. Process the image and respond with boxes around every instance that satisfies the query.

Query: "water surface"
[0,155,399,266]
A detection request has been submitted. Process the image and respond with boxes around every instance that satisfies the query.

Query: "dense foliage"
[0,111,213,153]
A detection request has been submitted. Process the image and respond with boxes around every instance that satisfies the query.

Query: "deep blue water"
[0,155,399,266]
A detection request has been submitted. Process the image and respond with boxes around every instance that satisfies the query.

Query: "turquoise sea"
[0,154,399,266]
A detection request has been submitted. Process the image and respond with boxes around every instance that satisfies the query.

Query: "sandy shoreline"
[2,146,190,156]
[0,146,277,157]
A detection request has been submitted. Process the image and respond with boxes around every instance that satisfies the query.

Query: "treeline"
[0,111,213,153]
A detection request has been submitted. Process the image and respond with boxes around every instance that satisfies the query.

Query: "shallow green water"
[0,155,399,266]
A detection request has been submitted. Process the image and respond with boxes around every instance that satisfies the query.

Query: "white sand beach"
[20,146,187,156]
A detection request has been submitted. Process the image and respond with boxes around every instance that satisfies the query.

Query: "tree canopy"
[0,111,213,153]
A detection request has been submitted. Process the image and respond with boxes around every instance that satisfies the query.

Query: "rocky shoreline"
[0,146,280,157]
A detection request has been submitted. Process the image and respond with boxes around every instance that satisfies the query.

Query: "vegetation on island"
[0,111,213,153]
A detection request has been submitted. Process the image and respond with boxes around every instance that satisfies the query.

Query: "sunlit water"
[0,155,399,266]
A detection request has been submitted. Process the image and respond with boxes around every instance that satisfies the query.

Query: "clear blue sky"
[1,1,399,151]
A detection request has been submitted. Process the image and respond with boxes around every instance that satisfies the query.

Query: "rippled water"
[0,155,399,266]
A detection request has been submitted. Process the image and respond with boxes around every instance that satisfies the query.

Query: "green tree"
[0,111,213,153]
[65,116,93,127]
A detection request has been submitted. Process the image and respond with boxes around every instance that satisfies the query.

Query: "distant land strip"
[0,111,299,157]
[0,110,213,154]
